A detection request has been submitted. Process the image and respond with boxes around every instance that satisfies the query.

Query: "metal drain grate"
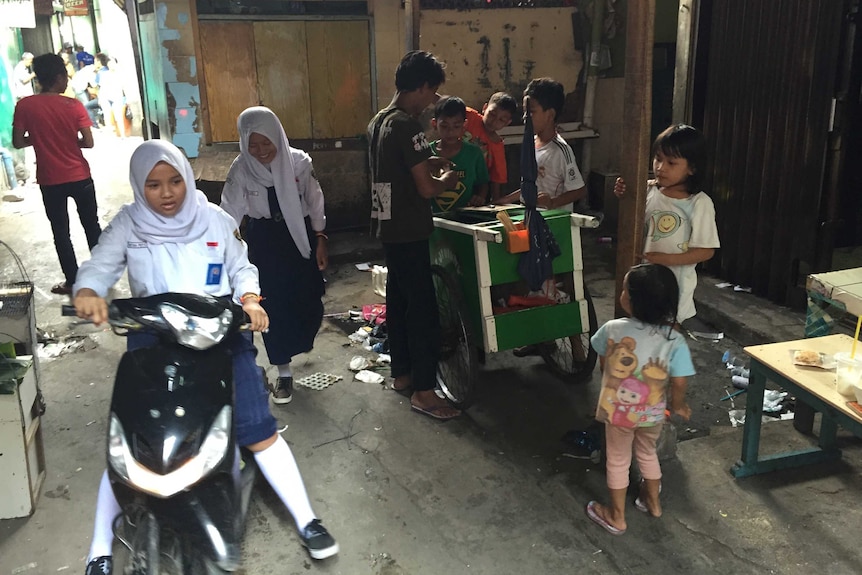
[295,372,342,390]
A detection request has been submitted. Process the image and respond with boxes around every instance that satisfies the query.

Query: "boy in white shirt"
[500,78,586,212]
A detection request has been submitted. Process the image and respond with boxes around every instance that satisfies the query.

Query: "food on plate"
[793,349,823,367]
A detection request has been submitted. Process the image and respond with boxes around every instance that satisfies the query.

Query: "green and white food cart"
[429,206,600,408]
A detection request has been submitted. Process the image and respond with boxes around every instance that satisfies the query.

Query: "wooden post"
[614,0,655,318]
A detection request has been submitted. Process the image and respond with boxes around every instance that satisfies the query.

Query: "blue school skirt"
[246,212,324,366]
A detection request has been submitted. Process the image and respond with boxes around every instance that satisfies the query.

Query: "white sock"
[254,436,316,531]
[277,363,292,379]
[88,470,121,561]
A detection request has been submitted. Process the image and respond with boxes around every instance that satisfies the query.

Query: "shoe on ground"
[51,282,72,295]
[85,556,112,575]
[272,376,293,404]
[512,344,540,357]
[300,519,339,559]
[3,191,25,202]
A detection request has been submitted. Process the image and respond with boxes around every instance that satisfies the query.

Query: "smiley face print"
[649,211,682,241]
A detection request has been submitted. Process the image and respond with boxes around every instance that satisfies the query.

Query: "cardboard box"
[806,268,862,318]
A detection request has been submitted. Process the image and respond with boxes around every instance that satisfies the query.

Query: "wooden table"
[731,334,862,478]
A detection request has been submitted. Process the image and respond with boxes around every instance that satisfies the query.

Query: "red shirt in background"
[464,107,507,185]
[13,94,92,186]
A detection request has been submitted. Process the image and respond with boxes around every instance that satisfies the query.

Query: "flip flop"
[585,501,625,535]
[634,479,662,514]
[411,403,461,421]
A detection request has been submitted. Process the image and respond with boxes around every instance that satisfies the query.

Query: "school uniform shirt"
[368,106,434,243]
[643,184,721,322]
[591,317,695,429]
[464,107,507,185]
[75,202,260,301]
[222,147,325,232]
[429,140,489,213]
[535,134,585,212]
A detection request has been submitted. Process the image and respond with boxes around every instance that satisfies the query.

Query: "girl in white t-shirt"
[614,124,720,323]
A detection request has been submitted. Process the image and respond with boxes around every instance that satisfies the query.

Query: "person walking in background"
[94,53,126,138]
[221,106,328,405]
[12,53,101,295]
[12,53,36,101]
[368,50,462,420]
[75,45,95,70]
[613,124,720,327]
[586,263,694,536]
[70,63,102,128]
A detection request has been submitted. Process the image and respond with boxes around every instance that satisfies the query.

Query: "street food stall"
[429,206,599,408]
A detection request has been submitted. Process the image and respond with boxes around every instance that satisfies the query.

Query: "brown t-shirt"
[367,106,433,243]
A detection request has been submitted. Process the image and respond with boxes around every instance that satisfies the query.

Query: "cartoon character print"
[597,337,639,422]
[641,357,670,406]
[596,339,670,426]
[649,210,682,242]
[611,377,651,428]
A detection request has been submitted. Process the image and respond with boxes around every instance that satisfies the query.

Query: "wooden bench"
[731,333,862,478]
[497,122,599,146]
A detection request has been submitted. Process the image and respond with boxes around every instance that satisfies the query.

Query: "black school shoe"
[272,376,293,404]
[85,556,112,575]
[300,519,339,559]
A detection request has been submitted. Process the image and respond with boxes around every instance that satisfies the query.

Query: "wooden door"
[307,21,373,138]
[254,21,313,139]
[199,22,259,142]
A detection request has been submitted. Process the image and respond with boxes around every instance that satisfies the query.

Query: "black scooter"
[64,293,259,574]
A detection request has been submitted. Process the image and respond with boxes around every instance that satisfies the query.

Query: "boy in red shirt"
[13,53,101,295]
[464,92,517,203]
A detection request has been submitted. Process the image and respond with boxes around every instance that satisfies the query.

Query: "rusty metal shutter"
[699,0,844,308]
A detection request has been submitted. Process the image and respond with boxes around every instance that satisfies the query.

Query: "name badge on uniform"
[206,263,223,286]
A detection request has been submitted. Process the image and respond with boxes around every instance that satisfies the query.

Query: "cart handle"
[570,213,601,229]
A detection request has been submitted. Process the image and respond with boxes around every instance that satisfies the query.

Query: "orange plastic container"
[505,222,529,254]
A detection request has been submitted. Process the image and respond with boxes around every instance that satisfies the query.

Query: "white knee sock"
[88,470,121,561]
[254,436,316,531]
[277,363,292,379]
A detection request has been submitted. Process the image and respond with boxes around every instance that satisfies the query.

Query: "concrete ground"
[2,133,862,575]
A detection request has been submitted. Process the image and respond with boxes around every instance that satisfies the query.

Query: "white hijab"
[236,107,310,258]
[127,139,211,245]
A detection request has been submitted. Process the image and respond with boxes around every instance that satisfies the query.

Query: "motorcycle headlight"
[107,406,232,498]
[159,303,234,350]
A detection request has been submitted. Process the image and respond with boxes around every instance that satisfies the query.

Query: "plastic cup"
[835,352,862,399]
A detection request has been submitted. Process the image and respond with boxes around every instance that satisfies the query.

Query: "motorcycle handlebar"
[62,304,259,331]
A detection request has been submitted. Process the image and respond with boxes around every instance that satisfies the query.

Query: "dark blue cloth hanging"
[517,97,561,291]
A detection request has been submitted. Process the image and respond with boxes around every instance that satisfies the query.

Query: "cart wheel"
[540,285,598,382]
[432,264,478,408]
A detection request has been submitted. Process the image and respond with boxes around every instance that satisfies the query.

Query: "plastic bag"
[655,419,678,461]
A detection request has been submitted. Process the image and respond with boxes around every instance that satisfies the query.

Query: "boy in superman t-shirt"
[429,96,489,213]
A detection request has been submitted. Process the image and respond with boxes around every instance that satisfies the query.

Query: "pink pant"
[604,422,663,490]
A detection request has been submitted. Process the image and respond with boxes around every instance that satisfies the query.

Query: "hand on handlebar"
[74,288,109,325]
[242,300,269,332]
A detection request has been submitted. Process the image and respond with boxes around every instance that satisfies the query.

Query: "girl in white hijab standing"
[221,107,328,405]
[74,140,338,575]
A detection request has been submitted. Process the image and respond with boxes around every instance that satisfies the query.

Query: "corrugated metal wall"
[701,0,844,308]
